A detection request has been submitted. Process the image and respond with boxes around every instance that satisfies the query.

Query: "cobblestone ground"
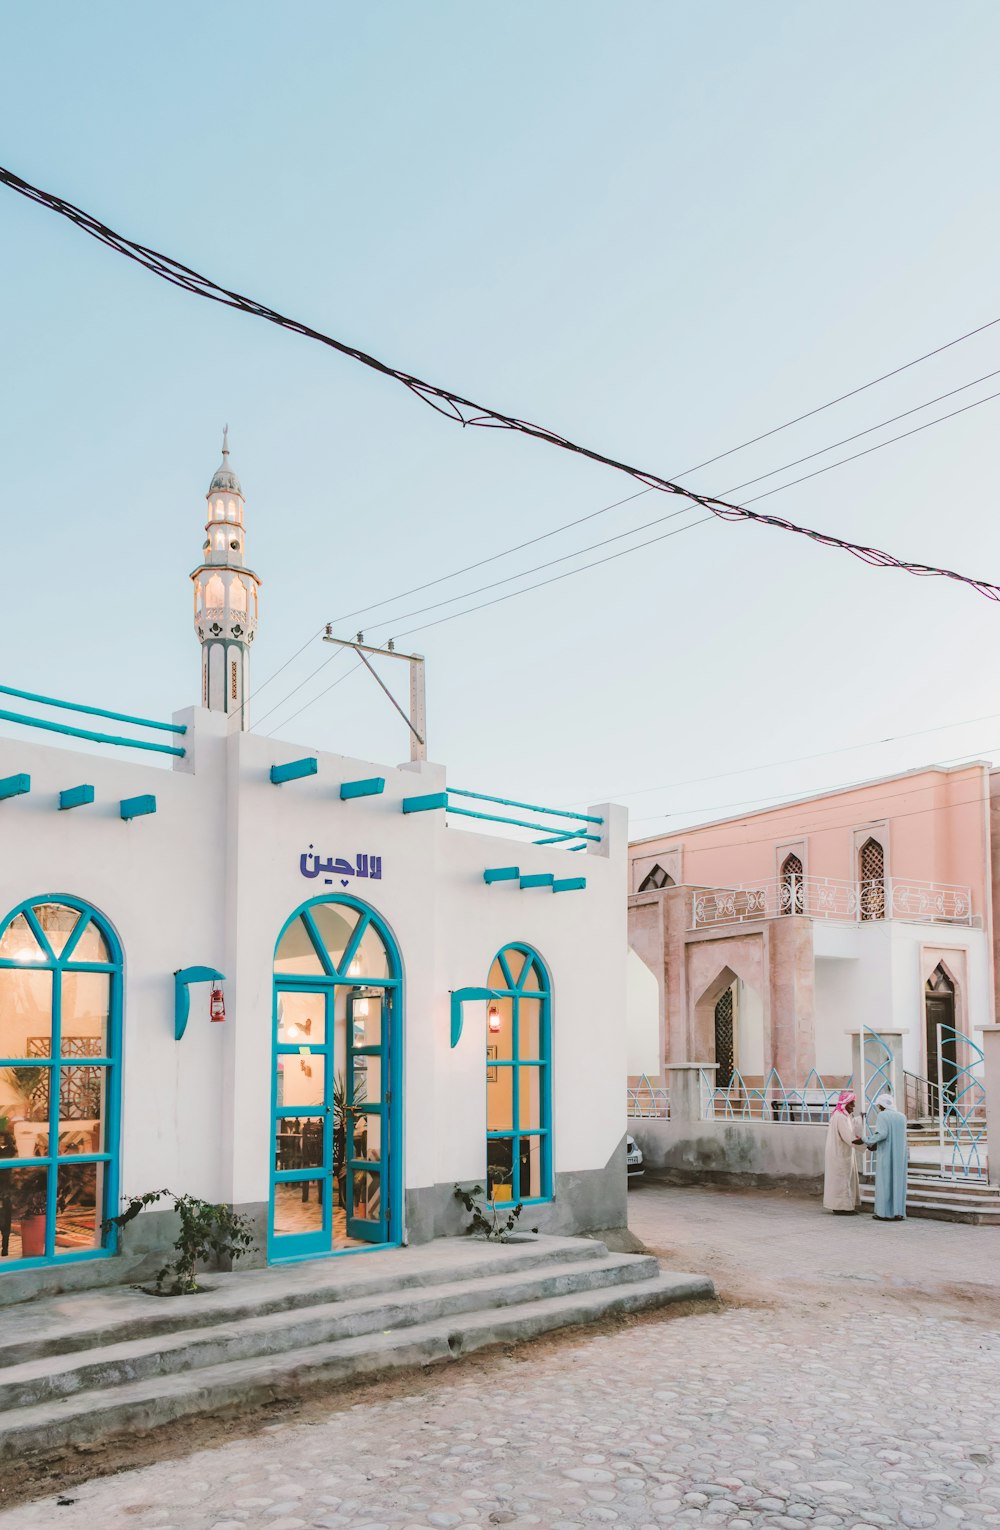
[3,1186,1000,1530]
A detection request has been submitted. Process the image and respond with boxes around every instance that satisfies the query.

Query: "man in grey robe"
[866,1092,908,1220]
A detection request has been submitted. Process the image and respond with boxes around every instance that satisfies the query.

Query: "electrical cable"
[328,364,1000,637]
[630,742,1000,824]
[251,648,348,731]
[262,661,362,737]
[629,780,995,859]
[4,163,999,600]
[671,318,1000,479]
[572,709,1000,804]
[357,376,1000,640]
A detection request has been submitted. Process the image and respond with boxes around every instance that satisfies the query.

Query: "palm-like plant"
[332,1070,367,1183]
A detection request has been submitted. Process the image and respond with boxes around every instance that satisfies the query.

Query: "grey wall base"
[0,1144,628,1308]
[631,1120,825,1192]
[406,1136,629,1244]
[0,1201,270,1310]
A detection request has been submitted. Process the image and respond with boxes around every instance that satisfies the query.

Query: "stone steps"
[860,1171,1000,1224]
[0,1236,714,1461]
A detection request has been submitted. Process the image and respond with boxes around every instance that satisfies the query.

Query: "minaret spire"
[190,430,262,728]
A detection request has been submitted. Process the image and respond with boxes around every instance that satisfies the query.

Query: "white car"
[626,1134,644,1181]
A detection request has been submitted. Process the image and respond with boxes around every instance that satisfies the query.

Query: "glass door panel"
[346,990,390,1244]
[271,986,332,1257]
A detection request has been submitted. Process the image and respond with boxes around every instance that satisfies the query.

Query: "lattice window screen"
[780,853,804,914]
[714,988,735,1089]
[859,838,885,921]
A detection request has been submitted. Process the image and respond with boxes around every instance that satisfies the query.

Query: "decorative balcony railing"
[626,1075,669,1118]
[691,876,975,929]
[700,1066,845,1123]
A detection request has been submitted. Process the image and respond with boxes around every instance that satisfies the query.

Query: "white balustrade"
[690,876,974,929]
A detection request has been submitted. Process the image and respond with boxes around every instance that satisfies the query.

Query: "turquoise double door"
[271,981,395,1259]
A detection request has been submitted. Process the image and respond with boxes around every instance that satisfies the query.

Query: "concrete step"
[0,1268,712,1461]
[860,1174,1000,1224]
[0,1252,660,1414]
[0,1234,608,1369]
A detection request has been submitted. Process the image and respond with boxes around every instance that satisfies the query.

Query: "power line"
[5,163,999,601]
[246,362,1000,726]
[630,780,994,862]
[713,366,1000,499]
[390,514,716,640]
[672,317,1000,479]
[574,709,1000,804]
[262,661,362,737]
[630,747,997,828]
[251,648,348,731]
[358,374,1000,641]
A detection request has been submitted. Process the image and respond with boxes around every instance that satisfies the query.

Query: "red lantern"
[210,985,226,1023]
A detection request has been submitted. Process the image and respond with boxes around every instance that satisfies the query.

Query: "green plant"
[3,1066,48,1121]
[104,1189,257,1295]
[11,1168,47,1220]
[453,1181,539,1242]
[333,1069,366,1180]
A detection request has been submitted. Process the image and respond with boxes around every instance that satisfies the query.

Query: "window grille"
[714,987,735,1089]
[859,838,885,921]
[779,853,803,914]
[230,660,238,701]
[638,864,674,893]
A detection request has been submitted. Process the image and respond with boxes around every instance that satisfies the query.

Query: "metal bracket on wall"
[449,986,506,1048]
[174,966,226,1041]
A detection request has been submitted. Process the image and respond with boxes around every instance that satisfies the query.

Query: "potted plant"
[13,1170,47,1258]
[2,1065,48,1158]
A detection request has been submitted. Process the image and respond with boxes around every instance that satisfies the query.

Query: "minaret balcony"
[197,607,258,643]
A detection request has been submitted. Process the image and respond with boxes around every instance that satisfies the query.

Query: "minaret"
[191,428,261,727]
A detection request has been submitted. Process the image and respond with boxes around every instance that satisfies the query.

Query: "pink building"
[627,762,996,1104]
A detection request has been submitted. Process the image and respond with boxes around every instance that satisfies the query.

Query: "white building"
[0,439,627,1300]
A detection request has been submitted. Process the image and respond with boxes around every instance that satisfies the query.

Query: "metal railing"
[934,1025,987,1179]
[700,1066,845,1123]
[446,787,603,848]
[691,876,974,929]
[0,682,186,759]
[626,1075,669,1118]
[904,1069,941,1121]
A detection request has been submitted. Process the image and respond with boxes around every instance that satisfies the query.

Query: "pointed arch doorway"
[925,964,957,1105]
[270,896,402,1261]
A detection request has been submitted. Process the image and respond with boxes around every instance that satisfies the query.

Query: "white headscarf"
[874,1092,895,1111]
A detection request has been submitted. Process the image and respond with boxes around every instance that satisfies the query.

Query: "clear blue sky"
[2,3,1000,831]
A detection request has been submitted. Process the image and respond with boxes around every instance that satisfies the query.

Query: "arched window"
[859,838,885,921]
[205,574,224,608]
[638,864,674,893]
[714,985,735,1089]
[486,945,551,1205]
[780,853,804,914]
[271,896,400,1258]
[0,898,121,1266]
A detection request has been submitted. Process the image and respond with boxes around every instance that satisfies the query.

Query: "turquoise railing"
[0,684,186,758]
[936,1025,987,1178]
[700,1066,844,1123]
[446,787,603,845]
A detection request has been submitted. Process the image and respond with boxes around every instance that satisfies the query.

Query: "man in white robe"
[823,1089,862,1213]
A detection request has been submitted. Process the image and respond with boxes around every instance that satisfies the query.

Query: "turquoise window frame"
[486,942,552,1207]
[270,895,403,1262]
[0,894,123,1272]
